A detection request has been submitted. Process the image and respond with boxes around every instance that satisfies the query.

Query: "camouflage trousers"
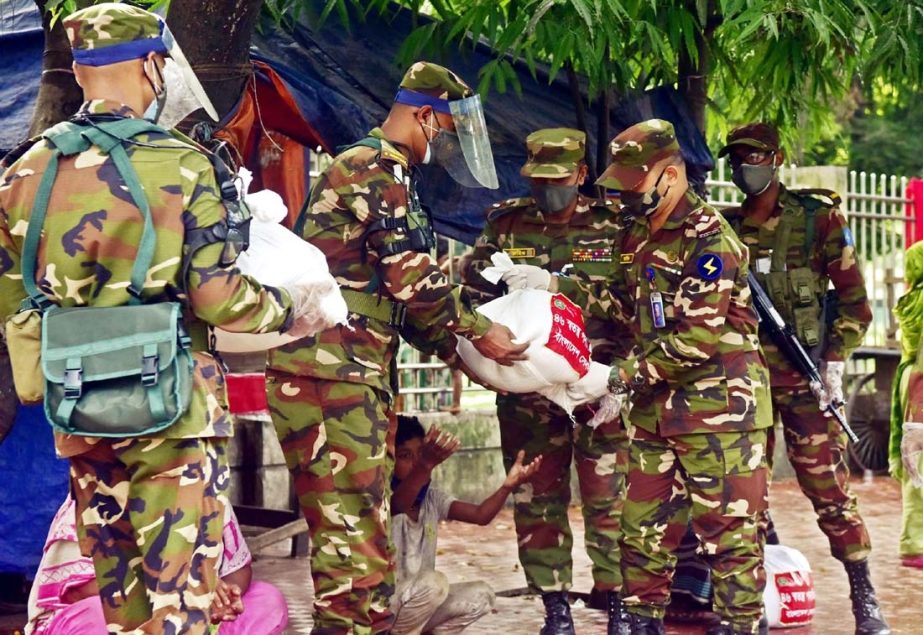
[267,371,396,635]
[69,437,228,635]
[765,386,871,562]
[497,392,628,593]
[620,425,768,632]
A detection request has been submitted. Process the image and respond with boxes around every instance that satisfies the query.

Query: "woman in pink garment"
[26,495,289,634]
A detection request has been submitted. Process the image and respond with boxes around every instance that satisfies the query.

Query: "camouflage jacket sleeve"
[620,217,743,388]
[182,153,292,333]
[460,214,504,307]
[353,163,491,339]
[818,206,872,361]
[401,313,460,367]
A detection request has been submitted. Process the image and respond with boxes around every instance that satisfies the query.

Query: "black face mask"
[620,170,669,217]
[531,182,579,214]
[731,160,777,195]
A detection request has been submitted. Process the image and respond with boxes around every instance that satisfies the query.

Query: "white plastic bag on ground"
[762,544,815,628]
[213,175,348,353]
[456,284,608,413]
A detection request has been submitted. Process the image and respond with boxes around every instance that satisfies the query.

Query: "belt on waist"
[339,288,406,328]
[184,320,210,352]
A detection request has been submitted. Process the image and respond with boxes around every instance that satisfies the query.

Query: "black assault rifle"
[747,272,859,444]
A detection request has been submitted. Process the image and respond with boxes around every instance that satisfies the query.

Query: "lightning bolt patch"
[696,254,723,280]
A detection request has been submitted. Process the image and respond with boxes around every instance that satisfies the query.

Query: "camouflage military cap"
[717,122,780,157]
[64,3,167,67]
[520,128,586,179]
[394,61,473,113]
[595,119,680,191]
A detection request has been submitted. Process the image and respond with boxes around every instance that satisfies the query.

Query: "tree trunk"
[167,0,265,125]
[595,87,610,198]
[677,1,718,137]
[27,0,85,135]
[567,64,596,186]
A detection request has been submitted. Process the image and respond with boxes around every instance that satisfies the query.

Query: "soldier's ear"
[415,105,434,125]
[774,150,784,166]
[72,61,84,88]
[576,163,588,185]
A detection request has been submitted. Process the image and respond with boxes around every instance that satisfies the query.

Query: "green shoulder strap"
[799,196,821,260]
[20,118,165,309]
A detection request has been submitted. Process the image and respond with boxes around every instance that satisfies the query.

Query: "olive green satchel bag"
[17,118,193,437]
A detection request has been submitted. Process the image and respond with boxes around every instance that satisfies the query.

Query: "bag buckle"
[64,360,82,400]
[389,302,407,328]
[141,352,160,387]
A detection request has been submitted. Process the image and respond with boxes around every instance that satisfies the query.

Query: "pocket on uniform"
[792,305,820,347]
[683,429,769,518]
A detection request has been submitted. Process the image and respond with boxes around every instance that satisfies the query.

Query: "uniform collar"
[77,100,142,119]
[659,188,699,231]
[367,127,410,170]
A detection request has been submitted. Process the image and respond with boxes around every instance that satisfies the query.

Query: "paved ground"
[253,475,921,634]
[1,474,916,634]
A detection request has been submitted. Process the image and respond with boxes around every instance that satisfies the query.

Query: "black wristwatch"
[608,373,630,395]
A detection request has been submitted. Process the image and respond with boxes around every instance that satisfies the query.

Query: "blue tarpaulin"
[2,1,714,244]
[0,406,70,576]
[250,3,715,243]
[0,0,42,154]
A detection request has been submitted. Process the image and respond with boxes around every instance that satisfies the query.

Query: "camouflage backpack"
[10,118,194,437]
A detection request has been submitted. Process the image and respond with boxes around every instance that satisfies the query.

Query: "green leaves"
[285,0,923,162]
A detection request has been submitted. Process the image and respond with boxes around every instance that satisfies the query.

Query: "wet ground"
[256,475,920,634]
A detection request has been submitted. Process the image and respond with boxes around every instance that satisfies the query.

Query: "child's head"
[394,415,426,480]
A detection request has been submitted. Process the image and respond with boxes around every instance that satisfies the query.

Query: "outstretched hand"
[503,450,543,488]
[419,426,461,471]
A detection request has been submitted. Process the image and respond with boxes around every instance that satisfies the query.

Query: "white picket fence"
[372,158,916,412]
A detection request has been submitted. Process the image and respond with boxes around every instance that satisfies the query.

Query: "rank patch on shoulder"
[504,247,536,259]
[619,253,634,265]
[697,254,723,280]
[572,247,612,263]
[843,227,855,247]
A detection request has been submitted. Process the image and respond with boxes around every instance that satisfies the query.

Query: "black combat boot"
[606,591,630,635]
[539,591,575,635]
[844,560,891,635]
[626,612,665,635]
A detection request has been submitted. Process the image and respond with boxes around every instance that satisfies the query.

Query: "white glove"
[284,278,343,337]
[587,392,627,429]
[564,363,627,429]
[902,423,923,487]
[500,264,552,291]
[818,360,845,411]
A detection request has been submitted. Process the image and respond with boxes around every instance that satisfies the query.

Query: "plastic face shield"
[157,25,219,129]
[447,95,499,189]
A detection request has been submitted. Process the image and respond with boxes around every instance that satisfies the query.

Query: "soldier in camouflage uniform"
[503,120,773,635]
[0,5,311,634]
[461,128,629,635]
[720,123,888,635]
[266,62,526,635]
